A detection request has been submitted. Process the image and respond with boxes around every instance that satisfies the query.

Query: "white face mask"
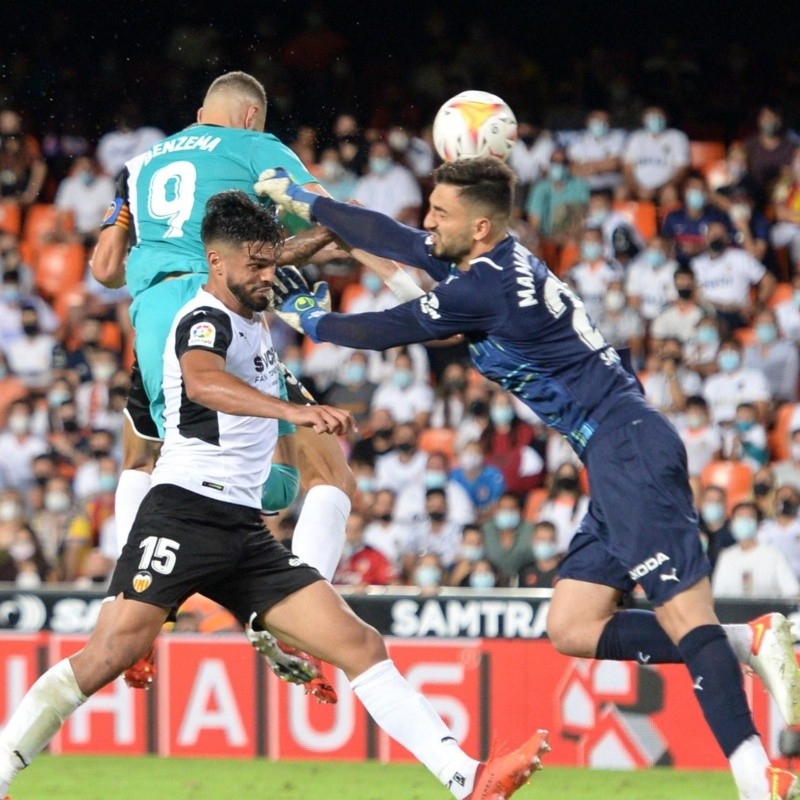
[0,501,21,522]
[459,452,483,472]
[92,363,116,383]
[7,414,29,435]
[44,491,71,514]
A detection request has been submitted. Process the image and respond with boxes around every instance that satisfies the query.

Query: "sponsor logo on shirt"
[188,322,216,347]
[420,292,441,319]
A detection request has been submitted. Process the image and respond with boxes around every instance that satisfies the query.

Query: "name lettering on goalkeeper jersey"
[513,243,538,308]
[142,134,222,166]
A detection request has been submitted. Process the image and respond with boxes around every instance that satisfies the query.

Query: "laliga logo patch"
[188,321,216,347]
[133,571,153,593]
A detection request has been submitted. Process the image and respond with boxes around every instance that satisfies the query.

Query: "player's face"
[220,242,278,313]
[424,184,475,265]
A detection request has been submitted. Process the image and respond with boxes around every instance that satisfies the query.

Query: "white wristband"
[385,268,425,302]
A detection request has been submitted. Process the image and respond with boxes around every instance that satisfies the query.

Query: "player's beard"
[431,230,472,263]
[227,280,271,312]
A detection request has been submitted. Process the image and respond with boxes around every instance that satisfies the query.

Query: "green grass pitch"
[10,754,739,799]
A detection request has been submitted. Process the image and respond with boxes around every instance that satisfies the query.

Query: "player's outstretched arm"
[90,214,129,288]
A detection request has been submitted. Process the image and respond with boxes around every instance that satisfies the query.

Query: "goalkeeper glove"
[254,167,319,221]
[271,265,330,340]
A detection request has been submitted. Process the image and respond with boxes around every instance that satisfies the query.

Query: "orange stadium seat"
[418,427,456,460]
[700,460,753,512]
[523,487,548,522]
[23,203,72,245]
[690,141,726,174]
[340,281,366,312]
[0,201,22,236]
[769,402,798,462]
[612,201,657,240]
[558,240,580,273]
[34,243,86,300]
[733,326,756,347]
[768,282,793,309]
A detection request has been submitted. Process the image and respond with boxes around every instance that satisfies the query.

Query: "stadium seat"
[418,427,456,460]
[0,376,29,426]
[340,281,366,312]
[612,201,657,240]
[733,326,756,346]
[33,243,86,300]
[523,487,548,521]
[558,240,580,273]
[768,282,793,309]
[689,141,726,174]
[0,201,22,236]
[22,203,72,245]
[700,460,753,512]
[769,402,798,462]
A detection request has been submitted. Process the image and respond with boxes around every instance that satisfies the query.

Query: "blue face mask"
[424,470,448,490]
[532,541,558,561]
[78,170,94,186]
[344,363,367,385]
[718,351,740,372]
[494,510,521,530]
[469,571,496,589]
[490,406,515,426]
[98,474,117,493]
[755,324,777,345]
[701,501,725,525]
[645,248,666,268]
[696,326,719,345]
[356,476,376,493]
[794,289,800,308]
[645,114,666,134]
[361,272,384,294]
[549,163,567,181]
[587,210,609,227]
[392,369,413,389]
[588,120,609,138]
[370,157,393,176]
[581,241,603,262]
[460,544,484,562]
[685,188,706,211]
[731,517,758,542]
[414,564,441,588]
[735,419,755,433]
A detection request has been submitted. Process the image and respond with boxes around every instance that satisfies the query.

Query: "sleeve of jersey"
[174,307,234,360]
[316,270,501,349]
[100,168,131,230]
[313,197,451,281]
[253,137,316,186]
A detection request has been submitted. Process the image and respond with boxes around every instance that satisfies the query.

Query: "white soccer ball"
[432,90,518,163]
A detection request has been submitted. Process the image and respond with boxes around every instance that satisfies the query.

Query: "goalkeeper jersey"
[118,124,314,298]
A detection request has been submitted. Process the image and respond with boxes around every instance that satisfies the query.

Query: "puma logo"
[660,568,680,582]
[694,676,704,691]
[637,652,651,664]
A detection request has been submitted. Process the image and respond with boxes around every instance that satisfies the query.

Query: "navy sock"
[595,610,682,664]
[677,624,757,757]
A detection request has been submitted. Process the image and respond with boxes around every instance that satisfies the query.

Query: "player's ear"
[206,249,223,275]
[196,107,204,123]
[473,216,492,243]
[244,105,261,131]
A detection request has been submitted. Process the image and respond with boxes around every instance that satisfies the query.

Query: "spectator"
[394,451,474,527]
[317,147,358,202]
[322,351,377,427]
[525,147,590,245]
[481,492,533,581]
[567,110,626,192]
[719,185,771,266]
[752,466,777,522]
[744,106,797,202]
[95,104,164,178]
[374,423,427,494]
[538,462,589,552]
[770,147,800,274]
[463,558,498,589]
[353,139,422,225]
[684,315,723,379]
[72,547,114,590]
[662,172,733,266]
[712,501,799,598]
[362,489,409,568]
[428,362,468,430]
[333,511,397,588]
[595,279,645,364]
[742,308,799,402]
[8,523,51,586]
[346,267,401,314]
[3,306,56,389]
[565,228,624,321]
[584,190,642,262]
[773,429,800,488]
[517,520,562,588]
[625,234,679,324]
[508,120,554,204]
[54,156,115,245]
[758,484,800,577]
[0,399,48,491]
[349,408,395,466]
[622,105,690,201]
[74,348,120,430]
[680,396,722,487]
[72,430,116,499]
[650,269,709,344]
[332,113,368,176]
[691,221,775,330]
[724,402,769,471]
[703,338,770,425]
[0,110,47,206]
[698,485,735,570]
[410,551,444,594]
[450,441,505,520]
[774,272,800,343]
[448,525,486,587]
[403,488,463,574]
[370,351,434,427]
[643,337,702,417]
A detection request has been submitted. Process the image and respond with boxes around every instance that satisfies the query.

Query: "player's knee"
[305,461,356,501]
[122,441,159,472]
[339,623,387,673]
[546,608,585,656]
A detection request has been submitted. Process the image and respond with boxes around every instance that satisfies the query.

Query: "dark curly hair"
[433,156,515,220]
[201,190,284,259]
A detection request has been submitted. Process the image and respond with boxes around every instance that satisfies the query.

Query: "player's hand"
[289,404,357,436]
[271,266,331,337]
[254,167,318,221]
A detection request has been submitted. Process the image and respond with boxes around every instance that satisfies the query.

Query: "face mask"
[735,419,754,433]
[684,189,706,211]
[284,359,303,378]
[469,400,488,417]
[1,285,20,303]
[374,427,394,440]
[791,442,800,462]
[490,406,515,426]
[369,157,393,176]
[0,365,6,379]
[377,512,393,523]
[22,323,38,337]
[532,541,558,561]
[387,130,409,153]
[646,248,667,268]
[696,326,718,345]
[98,474,117,493]
[777,498,799,518]
[460,545,483,562]
[469,571,496,589]
[676,287,693,300]
[731,516,758,542]
[44,491,71,514]
[361,272,384,294]
[344,363,367,385]
[62,419,80,433]
[92,363,116,383]
[604,290,626,313]
[708,238,727,255]
[645,114,666,134]
[459,452,483,472]
[0,501,21,522]
[356,476,375,493]
[753,481,772,497]
[392,369,413,389]
[519,133,536,146]
[494,509,521,529]
[686,412,706,430]
[445,377,467,392]
[396,441,415,454]
[587,210,609,227]
[549,163,567,181]
[718,351,740,372]
[581,241,603,262]
[78,170,94,186]
[701,502,725,525]
[47,388,71,408]
[555,475,580,492]
[755,324,777,345]
[10,541,35,562]
[760,120,780,136]
[730,203,751,222]
[588,119,609,138]
[320,160,344,182]
[90,447,111,459]
[428,510,447,523]
[414,564,441,588]
[424,470,448,490]
[7,414,29,435]
[794,290,800,308]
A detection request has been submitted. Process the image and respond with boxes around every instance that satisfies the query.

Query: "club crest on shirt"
[188,322,216,347]
[133,571,153,593]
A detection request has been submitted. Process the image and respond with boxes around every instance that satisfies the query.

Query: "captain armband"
[101,198,131,231]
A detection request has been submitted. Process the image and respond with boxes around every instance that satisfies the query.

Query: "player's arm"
[90,169,132,288]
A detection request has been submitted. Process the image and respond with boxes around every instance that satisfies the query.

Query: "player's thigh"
[262,581,387,678]
[654,576,718,644]
[293,426,355,498]
[121,403,162,471]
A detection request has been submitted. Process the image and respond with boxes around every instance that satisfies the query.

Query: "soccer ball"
[432,90,518,163]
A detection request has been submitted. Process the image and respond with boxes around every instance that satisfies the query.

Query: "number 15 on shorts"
[139,536,180,575]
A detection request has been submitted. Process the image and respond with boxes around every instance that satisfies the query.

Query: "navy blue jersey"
[312,198,646,456]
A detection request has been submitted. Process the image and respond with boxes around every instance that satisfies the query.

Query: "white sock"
[0,658,87,793]
[114,470,152,556]
[724,624,755,665]
[728,734,770,800]
[292,485,350,580]
[351,660,478,799]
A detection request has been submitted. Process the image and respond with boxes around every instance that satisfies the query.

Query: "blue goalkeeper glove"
[271,265,330,341]
[254,168,319,221]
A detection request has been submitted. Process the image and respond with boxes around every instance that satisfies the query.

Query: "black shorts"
[123,359,162,441]
[107,484,323,622]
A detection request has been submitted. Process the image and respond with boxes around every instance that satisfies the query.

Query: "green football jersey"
[124,124,315,298]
